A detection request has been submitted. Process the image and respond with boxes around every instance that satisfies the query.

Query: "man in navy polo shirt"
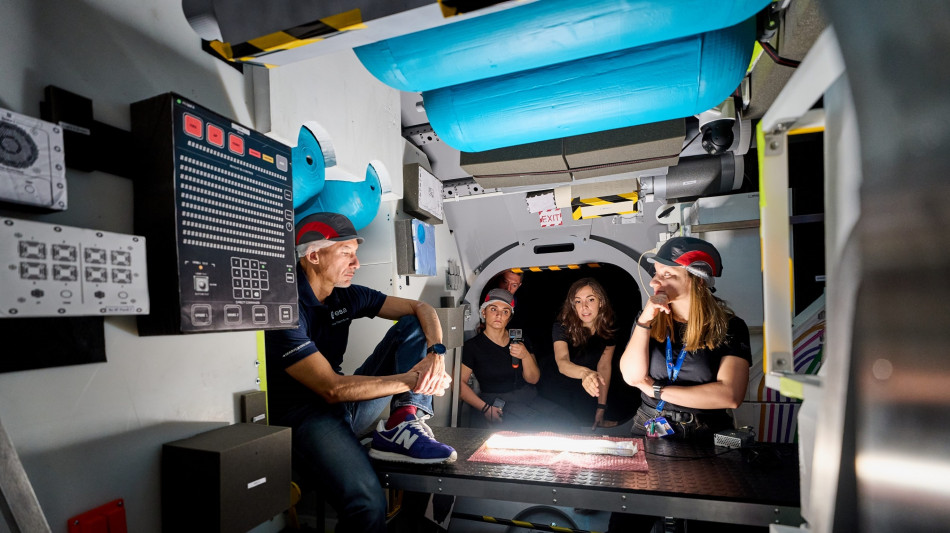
[265,212,456,533]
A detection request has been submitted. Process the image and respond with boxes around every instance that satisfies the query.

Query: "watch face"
[428,343,446,355]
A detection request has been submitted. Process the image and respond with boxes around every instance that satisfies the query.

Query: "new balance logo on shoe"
[395,429,419,450]
[369,413,457,464]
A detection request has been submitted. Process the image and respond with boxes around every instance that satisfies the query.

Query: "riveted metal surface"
[373,427,802,526]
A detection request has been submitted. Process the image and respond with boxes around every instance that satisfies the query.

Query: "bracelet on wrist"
[481,403,491,413]
[596,403,608,410]
[635,320,652,330]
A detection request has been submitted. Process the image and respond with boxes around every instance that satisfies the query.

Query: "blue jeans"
[285,316,430,533]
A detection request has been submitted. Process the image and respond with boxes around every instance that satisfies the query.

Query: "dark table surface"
[373,426,802,525]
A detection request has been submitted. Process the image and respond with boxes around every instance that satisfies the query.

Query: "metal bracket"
[403,124,443,147]
[442,178,498,200]
[764,131,787,156]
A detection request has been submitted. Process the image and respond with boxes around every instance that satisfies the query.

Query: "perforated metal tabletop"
[373,427,803,527]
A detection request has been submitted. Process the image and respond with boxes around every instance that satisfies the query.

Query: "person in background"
[496,268,526,332]
[552,278,617,429]
[497,268,523,295]
[611,236,752,533]
[264,212,456,533]
[459,289,562,430]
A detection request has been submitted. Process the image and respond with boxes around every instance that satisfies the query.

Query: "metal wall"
[822,1,950,530]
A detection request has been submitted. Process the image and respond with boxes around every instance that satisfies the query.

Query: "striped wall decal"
[511,263,601,273]
[206,9,365,67]
[570,192,638,220]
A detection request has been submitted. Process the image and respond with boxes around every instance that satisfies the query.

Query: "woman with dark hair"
[552,277,617,429]
[610,236,752,532]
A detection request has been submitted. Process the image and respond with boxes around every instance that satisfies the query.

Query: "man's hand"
[409,353,452,396]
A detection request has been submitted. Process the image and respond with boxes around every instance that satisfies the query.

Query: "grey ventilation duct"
[641,153,745,202]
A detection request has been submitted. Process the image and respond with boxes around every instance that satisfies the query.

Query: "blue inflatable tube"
[424,18,756,153]
[291,125,326,209]
[294,165,382,231]
[354,0,769,92]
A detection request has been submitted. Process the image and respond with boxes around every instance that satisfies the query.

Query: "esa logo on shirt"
[330,307,349,325]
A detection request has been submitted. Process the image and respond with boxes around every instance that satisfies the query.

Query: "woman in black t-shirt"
[460,288,561,430]
[619,236,751,441]
[552,277,617,429]
[612,237,752,533]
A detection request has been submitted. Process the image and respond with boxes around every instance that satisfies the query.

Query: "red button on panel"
[183,113,203,139]
[207,124,224,147]
[249,148,261,158]
[228,133,244,155]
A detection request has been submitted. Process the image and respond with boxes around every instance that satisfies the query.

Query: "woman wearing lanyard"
[610,236,752,532]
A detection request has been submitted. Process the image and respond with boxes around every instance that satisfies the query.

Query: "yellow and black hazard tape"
[438,0,511,18]
[207,9,365,67]
[571,192,638,220]
[512,264,601,273]
[453,512,599,533]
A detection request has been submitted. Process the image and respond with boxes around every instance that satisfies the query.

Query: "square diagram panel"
[0,217,149,317]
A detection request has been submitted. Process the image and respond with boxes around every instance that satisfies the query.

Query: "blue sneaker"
[369,414,457,464]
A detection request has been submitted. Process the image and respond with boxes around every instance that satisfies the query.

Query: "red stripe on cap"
[296,221,338,244]
[675,250,717,272]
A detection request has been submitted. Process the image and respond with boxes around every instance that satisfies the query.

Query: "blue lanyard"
[655,336,687,412]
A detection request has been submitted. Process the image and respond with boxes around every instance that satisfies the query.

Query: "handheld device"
[508,329,523,368]
[492,397,506,411]
[714,428,755,448]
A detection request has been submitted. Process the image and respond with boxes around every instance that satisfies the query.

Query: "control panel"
[132,93,297,335]
[0,217,148,317]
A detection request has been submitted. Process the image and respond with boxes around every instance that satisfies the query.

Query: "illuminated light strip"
[511,264,598,274]
[485,434,637,456]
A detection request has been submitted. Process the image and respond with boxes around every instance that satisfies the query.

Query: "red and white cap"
[295,212,363,246]
[646,236,723,282]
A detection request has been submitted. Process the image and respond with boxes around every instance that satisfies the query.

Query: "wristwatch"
[653,384,663,400]
[426,343,446,356]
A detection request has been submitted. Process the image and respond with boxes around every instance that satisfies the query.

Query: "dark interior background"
[481,263,644,424]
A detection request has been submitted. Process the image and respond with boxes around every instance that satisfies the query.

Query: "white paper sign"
[417,167,444,221]
[525,190,556,213]
[539,209,563,227]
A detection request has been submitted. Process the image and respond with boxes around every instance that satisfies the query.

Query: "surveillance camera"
[697,98,737,155]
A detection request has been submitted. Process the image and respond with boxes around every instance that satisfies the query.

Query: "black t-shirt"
[551,322,615,370]
[462,332,534,394]
[640,315,752,414]
[264,264,387,422]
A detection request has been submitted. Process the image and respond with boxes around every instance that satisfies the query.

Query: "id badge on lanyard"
[645,337,687,437]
